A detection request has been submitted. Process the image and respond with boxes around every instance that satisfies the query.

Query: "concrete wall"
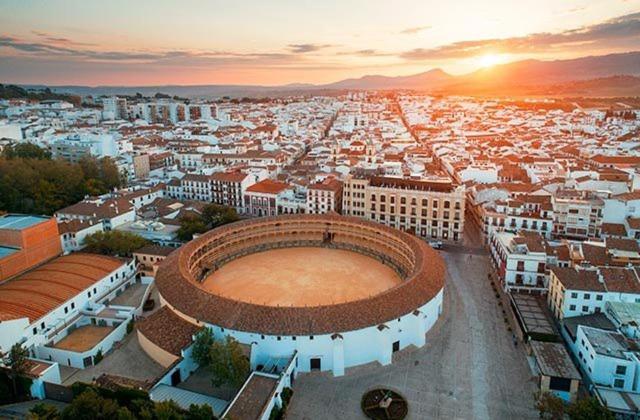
[137,330,179,368]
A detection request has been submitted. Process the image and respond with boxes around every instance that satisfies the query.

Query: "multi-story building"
[552,190,604,239]
[342,175,465,241]
[548,266,640,320]
[102,96,127,120]
[243,179,293,217]
[307,178,343,214]
[211,171,251,213]
[489,231,548,293]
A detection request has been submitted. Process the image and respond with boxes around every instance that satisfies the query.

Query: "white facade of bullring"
[159,288,443,377]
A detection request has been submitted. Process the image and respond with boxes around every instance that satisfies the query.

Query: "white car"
[428,240,443,249]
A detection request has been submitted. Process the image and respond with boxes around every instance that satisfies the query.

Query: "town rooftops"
[0,214,50,231]
[0,253,125,322]
[531,341,581,380]
[56,198,134,220]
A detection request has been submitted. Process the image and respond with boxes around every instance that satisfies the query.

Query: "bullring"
[155,214,445,376]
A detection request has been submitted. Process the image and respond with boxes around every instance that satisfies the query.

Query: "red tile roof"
[0,254,125,322]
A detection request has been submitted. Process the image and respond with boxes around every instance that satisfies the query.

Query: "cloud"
[400,12,640,60]
[399,26,431,35]
[287,43,335,53]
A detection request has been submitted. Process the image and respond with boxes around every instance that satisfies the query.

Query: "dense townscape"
[1,90,640,419]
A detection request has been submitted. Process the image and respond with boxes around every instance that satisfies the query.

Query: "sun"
[477,53,508,68]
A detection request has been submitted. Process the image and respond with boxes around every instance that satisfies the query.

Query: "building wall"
[0,217,62,281]
[137,330,179,368]
[159,289,443,377]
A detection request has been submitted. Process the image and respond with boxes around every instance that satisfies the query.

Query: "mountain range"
[21,51,640,98]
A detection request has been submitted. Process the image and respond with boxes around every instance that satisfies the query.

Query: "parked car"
[428,240,443,250]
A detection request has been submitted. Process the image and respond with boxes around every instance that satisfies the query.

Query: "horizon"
[1,0,639,86]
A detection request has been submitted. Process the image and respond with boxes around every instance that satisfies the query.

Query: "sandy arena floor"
[53,325,114,352]
[202,247,402,307]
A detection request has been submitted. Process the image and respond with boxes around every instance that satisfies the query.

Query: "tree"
[153,400,184,420]
[191,328,214,367]
[535,391,566,420]
[27,403,59,420]
[84,231,149,257]
[177,214,208,241]
[201,204,239,229]
[186,404,214,420]
[567,397,614,420]
[60,389,134,420]
[3,343,29,398]
[208,336,250,388]
[2,143,51,160]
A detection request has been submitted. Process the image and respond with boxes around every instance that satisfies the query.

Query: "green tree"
[201,204,239,229]
[84,231,149,257]
[186,404,214,420]
[567,397,614,420]
[177,214,208,241]
[2,143,51,160]
[153,400,184,420]
[208,336,250,388]
[2,343,29,398]
[27,403,59,420]
[191,328,214,367]
[535,391,566,420]
[60,389,133,420]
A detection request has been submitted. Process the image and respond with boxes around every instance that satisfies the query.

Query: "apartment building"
[552,190,604,239]
[307,178,343,214]
[342,175,465,241]
[490,231,548,293]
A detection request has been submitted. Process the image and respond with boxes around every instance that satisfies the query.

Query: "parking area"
[287,245,538,419]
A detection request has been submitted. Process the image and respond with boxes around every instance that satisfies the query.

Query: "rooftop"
[0,253,125,322]
[530,341,581,380]
[0,214,50,230]
[223,373,278,420]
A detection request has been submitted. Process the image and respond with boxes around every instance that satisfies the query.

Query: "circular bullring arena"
[155,214,446,376]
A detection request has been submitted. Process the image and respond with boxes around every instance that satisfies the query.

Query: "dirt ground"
[202,247,401,307]
[53,325,114,352]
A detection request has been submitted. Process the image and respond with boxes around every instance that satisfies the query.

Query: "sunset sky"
[0,0,639,86]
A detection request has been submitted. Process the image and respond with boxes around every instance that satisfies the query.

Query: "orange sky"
[0,0,638,86]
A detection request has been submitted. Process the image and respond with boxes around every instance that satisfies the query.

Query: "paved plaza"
[287,245,538,419]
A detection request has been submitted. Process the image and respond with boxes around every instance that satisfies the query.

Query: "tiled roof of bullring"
[137,306,200,356]
[155,214,446,336]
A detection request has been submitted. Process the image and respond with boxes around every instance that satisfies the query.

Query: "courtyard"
[52,325,114,352]
[287,244,538,419]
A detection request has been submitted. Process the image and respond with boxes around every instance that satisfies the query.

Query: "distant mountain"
[16,51,640,98]
[439,52,640,95]
[320,68,454,90]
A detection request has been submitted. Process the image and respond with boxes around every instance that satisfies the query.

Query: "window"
[582,306,589,312]
[569,305,576,311]
[309,336,314,340]
[33,328,37,335]
[570,292,578,299]
[616,365,627,375]
[596,295,603,301]
[584,293,590,300]
[64,307,68,314]
[614,379,625,388]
